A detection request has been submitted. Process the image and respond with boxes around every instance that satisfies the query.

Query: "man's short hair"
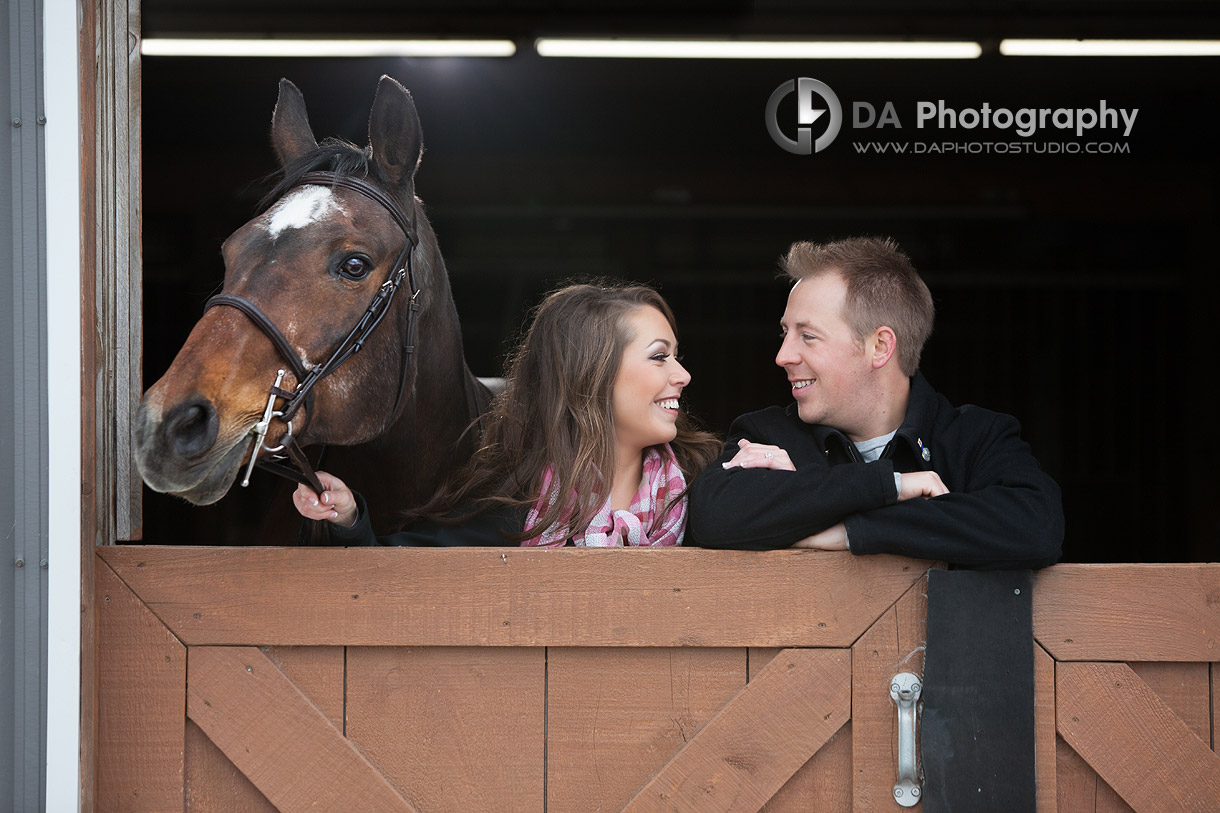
[782,237,934,376]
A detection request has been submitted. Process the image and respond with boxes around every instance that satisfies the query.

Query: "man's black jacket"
[687,372,1064,569]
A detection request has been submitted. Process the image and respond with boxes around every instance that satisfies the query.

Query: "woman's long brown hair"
[405,281,721,542]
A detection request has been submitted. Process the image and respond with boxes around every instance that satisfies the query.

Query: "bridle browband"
[205,170,422,495]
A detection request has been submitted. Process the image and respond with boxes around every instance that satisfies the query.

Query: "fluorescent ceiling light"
[1000,39,1220,57]
[140,38,517,58]
[535,38,981,59]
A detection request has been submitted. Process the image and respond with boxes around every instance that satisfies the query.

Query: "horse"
[134,75,493,543]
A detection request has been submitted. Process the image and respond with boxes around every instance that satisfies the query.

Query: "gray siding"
[3,0,50,809]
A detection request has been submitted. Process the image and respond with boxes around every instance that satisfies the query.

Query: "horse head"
[136,76,484,510]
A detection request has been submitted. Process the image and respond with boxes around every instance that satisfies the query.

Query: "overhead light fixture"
[140,38,517,58]
[534,38,982,59]
[1000,39,1220,57]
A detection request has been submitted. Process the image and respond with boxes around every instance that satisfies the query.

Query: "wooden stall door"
[1033,564,1220,813]
[94,547,932,812]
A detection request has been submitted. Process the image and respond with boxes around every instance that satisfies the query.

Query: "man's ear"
[870,326,898,370]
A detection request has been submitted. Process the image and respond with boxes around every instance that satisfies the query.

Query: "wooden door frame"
[80,0,144,807]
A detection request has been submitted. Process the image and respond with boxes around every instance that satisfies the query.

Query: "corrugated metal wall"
[3,0,50,808]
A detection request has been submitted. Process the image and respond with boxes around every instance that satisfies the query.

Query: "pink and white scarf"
[522,445,688,547]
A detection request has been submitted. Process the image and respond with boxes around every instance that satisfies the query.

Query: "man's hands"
[723,435,949,551]
[293,471,358,527]
[897,470,949,501]
[722,438,797,471]
[792,522,848,550]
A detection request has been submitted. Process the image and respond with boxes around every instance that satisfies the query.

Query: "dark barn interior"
[137,1,1220,562]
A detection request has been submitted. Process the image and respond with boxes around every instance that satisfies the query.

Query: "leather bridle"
[204,170,422,495]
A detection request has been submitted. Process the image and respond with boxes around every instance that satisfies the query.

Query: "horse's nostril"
[164,398,219,460]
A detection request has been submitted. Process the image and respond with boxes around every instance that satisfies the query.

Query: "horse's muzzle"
[134,396,247,504]
[161,397,219,460]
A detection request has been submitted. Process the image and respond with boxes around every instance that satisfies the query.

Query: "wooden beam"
[1033,643,1056,812]
[852,608,905,811]
[96,557,186,811]
[185,647,344,811]
[623,648,851,812]
[79,0,99,801]
[99,546,931,647]
[346,646,546,811]
[1054,736,1097,813]
[1130,662,1212,743]
[187,646,416,812]
[1213,662,1219,752]
[851,577,928,811]
[1034,564,1220,661]
[547,648,742,810]
[1057,661,1220,812]
[749,649,851,811]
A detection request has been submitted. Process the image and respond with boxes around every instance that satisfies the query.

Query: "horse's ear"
[368,75,423,195]
[270,79,318,166]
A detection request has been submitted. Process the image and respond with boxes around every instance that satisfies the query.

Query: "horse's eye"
[338,256,371,280]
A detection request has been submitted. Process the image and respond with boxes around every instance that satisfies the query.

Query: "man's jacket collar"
[800,371,936,467]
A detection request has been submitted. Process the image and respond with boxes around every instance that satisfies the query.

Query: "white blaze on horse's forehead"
[262,185,346,239]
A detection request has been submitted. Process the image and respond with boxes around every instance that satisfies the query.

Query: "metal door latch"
[890,672,922,807]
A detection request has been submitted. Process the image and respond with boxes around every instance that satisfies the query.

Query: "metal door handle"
[890,672,922,806]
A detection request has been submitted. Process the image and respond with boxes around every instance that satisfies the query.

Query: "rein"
[204,171,423,495]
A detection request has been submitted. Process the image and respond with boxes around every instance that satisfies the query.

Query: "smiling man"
[688,237,1063,569]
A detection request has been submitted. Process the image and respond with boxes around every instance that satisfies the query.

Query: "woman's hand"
[721,438,796,471]
[292,471,358,527]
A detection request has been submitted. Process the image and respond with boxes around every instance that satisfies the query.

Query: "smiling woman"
[293,280,723,547]
[610,304,692,497]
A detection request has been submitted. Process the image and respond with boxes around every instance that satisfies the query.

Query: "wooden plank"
[750,649,850,813]
[185,723,275,813]
[1072,663,1213,813]
[1130,662,1212,742]
[79,0,100,803]
[1094,782,1134,813]
[118,0,144,542]
[185,647,343,812]
[1055,736,1097,813]
[1050,661,1212,813]
[851,605,897,812]
[91,0,143,541]
[1034,643,1056,812]
[1214,663,1219,752]
[894,573,929,679]
[1034,564,1220,661]
[96,557,186,811]
[99,546,931,647]
[624,648,851,812]
[345,646,545,812]
[547,648,744,811]
[851,576,929,813]
[187,646,415,812]
[1057,661,1220,812]
[1056,738,1132,813]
